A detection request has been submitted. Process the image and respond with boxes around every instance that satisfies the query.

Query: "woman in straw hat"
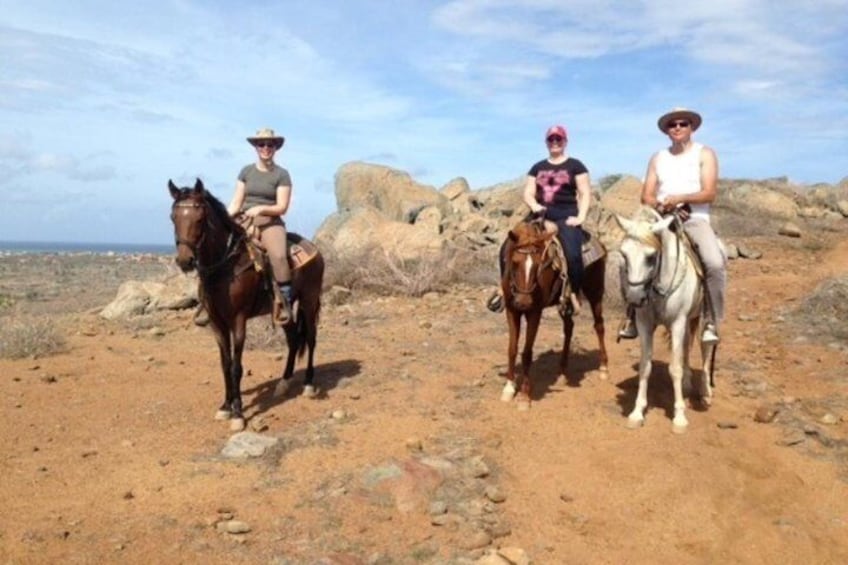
[618,107,726,345]
[227,128,294,324]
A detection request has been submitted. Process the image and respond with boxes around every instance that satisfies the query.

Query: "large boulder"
[723,182,799,219]
[334,162,451,222]
[100,274,198,320]
[599,175,642,218]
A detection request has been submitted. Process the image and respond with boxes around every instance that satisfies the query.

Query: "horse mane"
[625,207,662,250]
[510,220,547,247]
[201,190,245,234]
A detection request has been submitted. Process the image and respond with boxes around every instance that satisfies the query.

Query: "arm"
[523,175,545,213]
[566,172,591,226]
[640,154,661,208]
[227,180,246,216]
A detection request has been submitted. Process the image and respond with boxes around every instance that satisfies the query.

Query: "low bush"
[0,315,67,359]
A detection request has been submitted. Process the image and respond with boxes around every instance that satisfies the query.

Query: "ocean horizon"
[0,240,174,255]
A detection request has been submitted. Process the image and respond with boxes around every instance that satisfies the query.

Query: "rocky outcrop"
[100,273,197,319]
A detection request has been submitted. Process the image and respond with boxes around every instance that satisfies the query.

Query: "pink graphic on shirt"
[536,169,572,204]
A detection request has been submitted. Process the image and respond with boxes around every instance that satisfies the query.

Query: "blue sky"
[1,0,846,245]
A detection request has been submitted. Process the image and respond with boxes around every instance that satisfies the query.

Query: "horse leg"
[274,323,300,398]
[501,310,521,403]
[627,316,653,429]
[699,339,717,408]
[301,302,319,399]
[669,318,689,433]
[591,294,608,379]
[682,316,699,398]
[211,325,233,421]
[227,316,248,432]
[560,312,575,382]
[516,310,542,411]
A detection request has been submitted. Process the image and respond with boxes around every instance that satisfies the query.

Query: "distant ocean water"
[0,240,173,255]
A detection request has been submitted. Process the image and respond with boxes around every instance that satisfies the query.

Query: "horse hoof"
[597,366,609,380]
[215,409,231,421]
[230,418,245,432]
[303,384,317,399]
[274,379,290,398]
[626,418,644,429]
[500,386,516,403]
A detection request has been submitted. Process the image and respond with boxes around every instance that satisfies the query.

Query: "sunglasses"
[546,135,565,144]
[667,121,691,130]
[254,141,278,149]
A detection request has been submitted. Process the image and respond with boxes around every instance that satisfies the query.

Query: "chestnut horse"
[169,179,324,431]
[499,219,609,410]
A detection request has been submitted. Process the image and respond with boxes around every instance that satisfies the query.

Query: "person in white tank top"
[618,107,727,345]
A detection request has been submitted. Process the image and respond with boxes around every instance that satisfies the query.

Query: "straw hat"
[246,128,285,149]
[657,107,702,133]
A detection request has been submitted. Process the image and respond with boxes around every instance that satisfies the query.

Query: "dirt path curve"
[1,233,847,564]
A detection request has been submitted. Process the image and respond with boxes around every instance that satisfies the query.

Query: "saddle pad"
[286,233,319,270]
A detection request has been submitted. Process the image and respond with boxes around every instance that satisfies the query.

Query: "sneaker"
[702,323,719,345]
[617,318,638,340]
[486,291,504,313]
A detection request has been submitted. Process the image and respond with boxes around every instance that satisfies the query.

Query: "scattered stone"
[484,485,506,503]
[469,458,490,478]
[147,327,166,337]
[460,529,492,550]
[819,413,840,425]
[737,246,762,259]
[123,491,134,500]
[487,522,512,539]
[754,405,779,423]
[475,552,511,565]
[777,434,806,447]
[221,432,279,458]
[498,547,531,565]
[331,409,347,420]
[717,421,739,430]
[559,492,575,503]
[405,437,423,452]
[40,374,57,384]
[778,222,802,238]
[224,520,250,534]
[429,500,448,516]
[725,243,739,260]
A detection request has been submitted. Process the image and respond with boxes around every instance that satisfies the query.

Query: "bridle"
[508,241,553,297]
[171,198,244,278]
[623,213,687,299]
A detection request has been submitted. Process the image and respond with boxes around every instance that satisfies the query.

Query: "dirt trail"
[1,232,847,564]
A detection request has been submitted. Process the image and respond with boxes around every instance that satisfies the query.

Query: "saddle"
[238,217,320,273]
[538,221,606,312]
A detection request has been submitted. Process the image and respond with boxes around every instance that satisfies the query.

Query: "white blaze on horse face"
[523,254,533,285]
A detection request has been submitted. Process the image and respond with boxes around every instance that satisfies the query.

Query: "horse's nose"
[175,255,195,273]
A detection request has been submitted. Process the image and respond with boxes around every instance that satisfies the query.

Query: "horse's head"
[169,178,208,272]
[615,211,672,306]
[505,221,555,311]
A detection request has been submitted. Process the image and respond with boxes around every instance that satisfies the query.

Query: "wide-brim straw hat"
[657,107,702,132]
[246,128,285,149]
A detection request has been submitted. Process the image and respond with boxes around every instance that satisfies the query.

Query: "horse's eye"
[645,255,656,266]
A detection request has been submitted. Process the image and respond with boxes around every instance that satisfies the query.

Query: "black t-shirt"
[528,158,588,218]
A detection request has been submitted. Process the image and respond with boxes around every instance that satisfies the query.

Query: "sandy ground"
[1,227,848,564]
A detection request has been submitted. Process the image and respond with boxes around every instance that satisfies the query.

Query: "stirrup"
[486,291,504,313]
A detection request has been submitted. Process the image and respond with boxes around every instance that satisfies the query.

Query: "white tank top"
[655,142,710,222]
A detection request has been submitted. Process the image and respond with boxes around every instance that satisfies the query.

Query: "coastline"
[0,240,173,256]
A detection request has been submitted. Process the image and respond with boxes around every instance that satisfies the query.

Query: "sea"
[0,240,173,255]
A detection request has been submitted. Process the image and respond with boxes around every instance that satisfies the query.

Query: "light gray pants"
[683,218,727,329]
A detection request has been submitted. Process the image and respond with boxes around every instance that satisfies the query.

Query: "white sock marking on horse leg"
[500,381,516,402]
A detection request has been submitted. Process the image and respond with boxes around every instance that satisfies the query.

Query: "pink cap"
[545,125,567,140]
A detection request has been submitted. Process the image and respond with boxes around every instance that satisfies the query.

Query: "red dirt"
[2,230,848,564]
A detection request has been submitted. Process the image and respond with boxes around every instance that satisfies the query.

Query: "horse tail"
[295,295,320,360]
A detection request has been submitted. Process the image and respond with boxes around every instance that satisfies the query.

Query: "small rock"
[40,374,57,384]
[460,530,492,550]
[331,409,347,420]
[484,485,506,503]
[487,522,512,539]
[717,421,738,429]
[429,501,448,516]
[777,434,805,447]
[778,222,802,238]
[123,491,134,500]
[754,405,779,423]
[498,546,531,565]
[819,413,840,425]
[405,437,423,452]
[469,458,490,478]
[737,246,762,259]
[559,492,575,503]
[223,520,250,534]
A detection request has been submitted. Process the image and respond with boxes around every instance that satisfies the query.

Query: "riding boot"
[275,283,294,325]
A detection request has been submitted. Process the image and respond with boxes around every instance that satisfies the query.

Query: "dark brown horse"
[499,219,608,410]
[169,179,324,431]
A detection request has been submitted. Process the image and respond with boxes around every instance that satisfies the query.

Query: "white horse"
[615,207,718,433]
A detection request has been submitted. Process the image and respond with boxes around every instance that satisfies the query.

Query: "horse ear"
[508,230,519,242]
[193,178,205,194]
[650,216,675,234]
[168,179,180,200]
[614,214,635,234]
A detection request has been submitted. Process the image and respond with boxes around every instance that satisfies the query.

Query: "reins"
[173,198,248,280]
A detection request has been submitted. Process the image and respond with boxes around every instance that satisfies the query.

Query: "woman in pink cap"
[525,124,592,314]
